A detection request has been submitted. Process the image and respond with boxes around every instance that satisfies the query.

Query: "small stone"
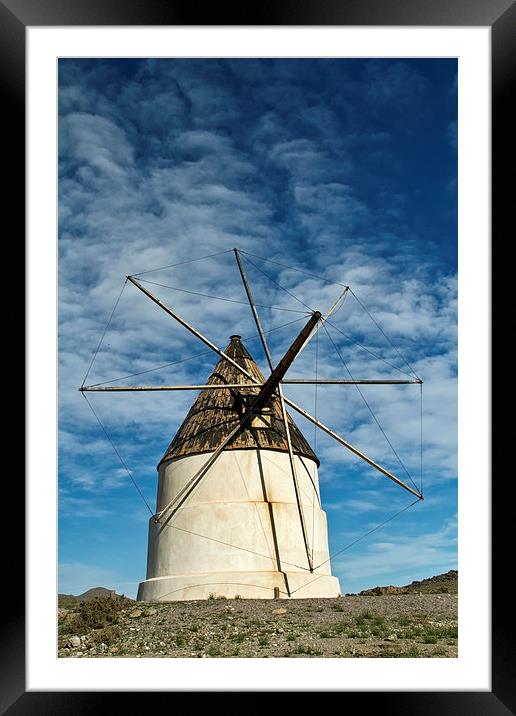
[129,609,143,618]
[385,634,397,642]
[272,608,287,615]
[109,646,119,653]
[68,636,81,648]
[147,608,157,616]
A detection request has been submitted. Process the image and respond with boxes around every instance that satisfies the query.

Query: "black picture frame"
[6,0,509,711]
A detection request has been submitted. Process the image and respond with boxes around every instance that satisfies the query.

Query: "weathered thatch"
[159,335,319,467]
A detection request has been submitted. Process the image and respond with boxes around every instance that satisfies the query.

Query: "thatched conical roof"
[159,335,319,467]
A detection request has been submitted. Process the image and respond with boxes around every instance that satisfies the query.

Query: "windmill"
[80,249,423,601]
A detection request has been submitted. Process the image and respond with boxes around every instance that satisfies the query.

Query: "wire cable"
[348,288,420,380]
[243,255,316,313]
[136,277,308,314]
[81,279,128,388]
[231,449,276,564]
[83,315,307,388]
[239,249,348,288]
[323,317,416,379]
[81,392,153,515]
[131,249,234,276]
[314,497,421,571]
[158,512,310,572]
[323,322,420,494]
[420,382,424,497]
[311,328,319,564]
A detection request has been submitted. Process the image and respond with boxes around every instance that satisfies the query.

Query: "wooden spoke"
[235,249,315,571]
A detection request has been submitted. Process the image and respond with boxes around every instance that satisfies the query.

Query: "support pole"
[127,275,255,379]
[281,396,423,500]
[247,310,321,415]
[156,418,248,526]
[80,384,262,392]
[79,378,422,392]
[295,284,349,359]
[235,249,315,571]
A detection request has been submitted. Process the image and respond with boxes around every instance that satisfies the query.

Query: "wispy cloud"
[333,514,457,591]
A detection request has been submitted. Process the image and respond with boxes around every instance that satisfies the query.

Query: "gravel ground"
[58,594,458,658]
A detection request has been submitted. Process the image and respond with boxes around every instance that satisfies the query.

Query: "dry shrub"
[68,596,132,633]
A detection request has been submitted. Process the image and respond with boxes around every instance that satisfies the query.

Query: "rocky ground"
[58,593,458,658]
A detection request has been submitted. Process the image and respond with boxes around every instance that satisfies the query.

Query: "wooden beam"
[235,249,315,572]
[80,378,422,392]
[156,418,249,525]
[296,285,349,359]
[127,275,253,379]
[234,249,275,372]
[281,395,423,500]
[246,310,321,415]
[235,249,295,588]
[80,384,263,392]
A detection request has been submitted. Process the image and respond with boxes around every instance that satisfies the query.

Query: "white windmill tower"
[81,249,423,601]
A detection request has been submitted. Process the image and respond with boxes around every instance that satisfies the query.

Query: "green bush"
[294,644,323,656]
[358,609,374,620]
[68,596,132,633]
[90,624,122,646]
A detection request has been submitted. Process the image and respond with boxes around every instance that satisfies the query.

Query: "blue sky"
[58,58,457,598]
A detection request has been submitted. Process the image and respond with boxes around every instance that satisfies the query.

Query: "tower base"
[137,571,341,601]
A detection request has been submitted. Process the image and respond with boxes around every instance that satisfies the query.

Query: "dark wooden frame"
[7,0,509,710]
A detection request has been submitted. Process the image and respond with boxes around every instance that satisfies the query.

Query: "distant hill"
[77,587,117,600]
[357,570,458,596]
[58,587,131,607]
